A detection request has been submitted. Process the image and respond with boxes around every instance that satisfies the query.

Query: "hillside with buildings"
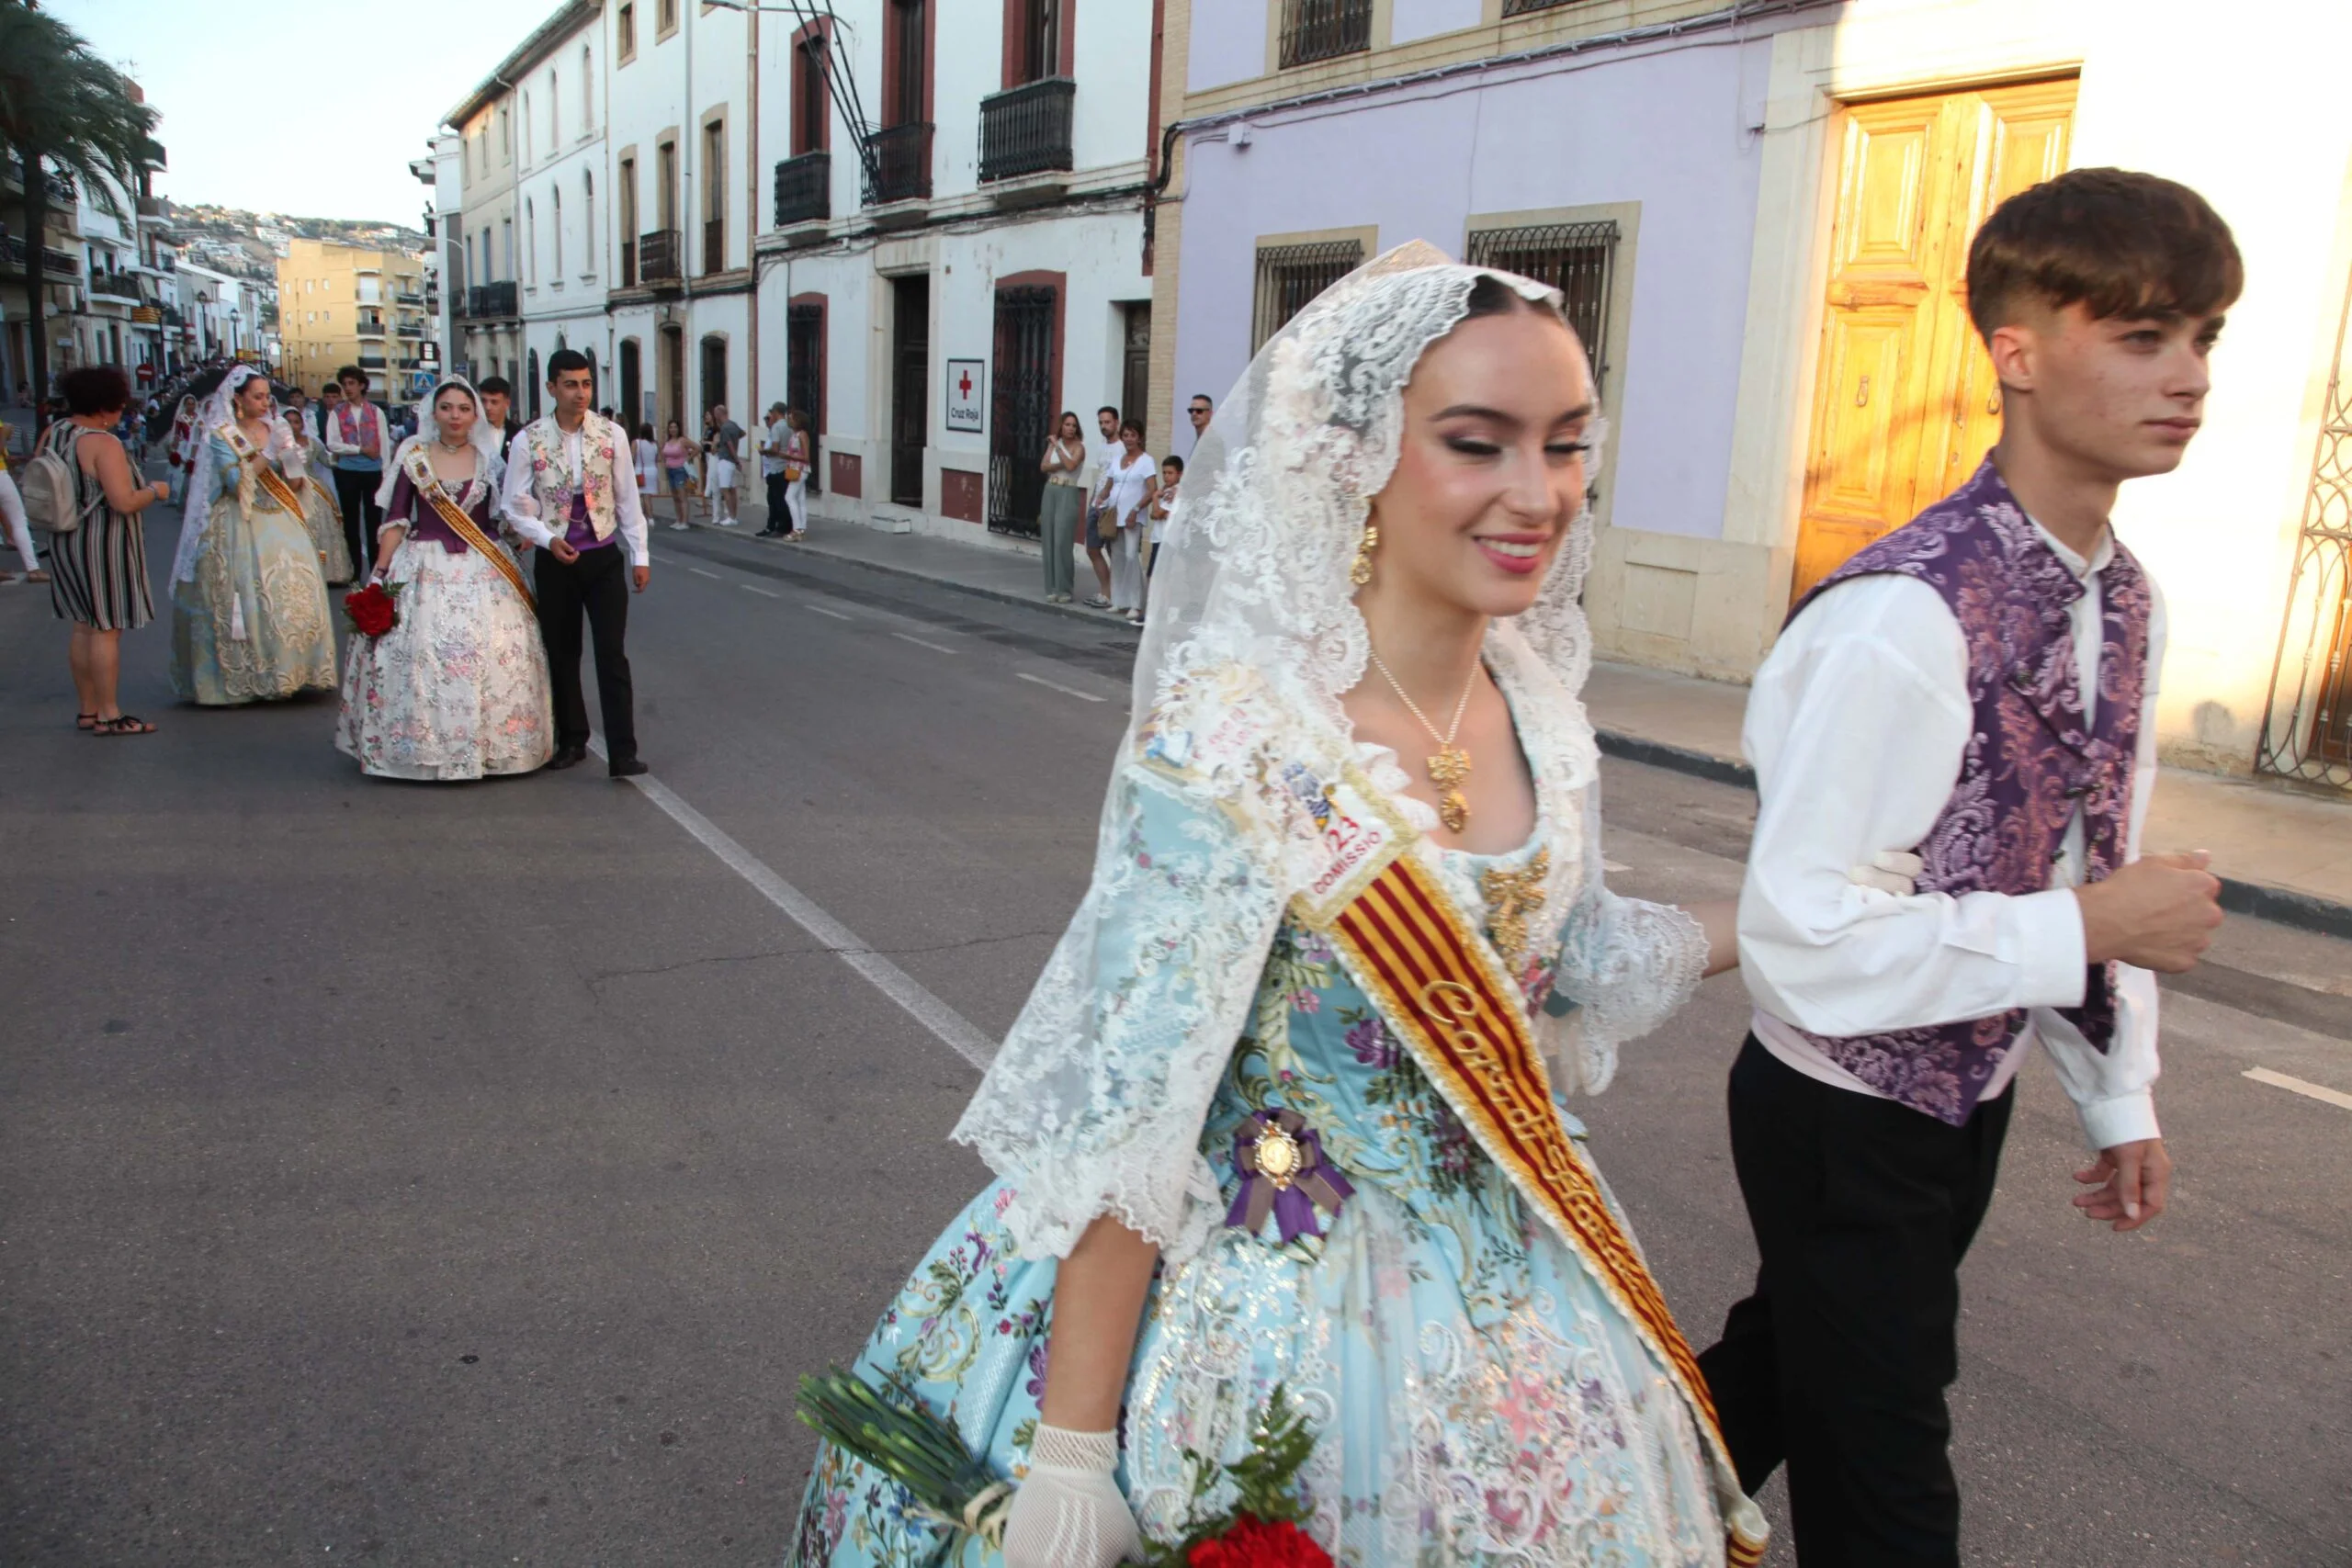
[166,204,426,283]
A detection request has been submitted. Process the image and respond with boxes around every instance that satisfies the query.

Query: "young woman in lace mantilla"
[787,246,1780,1568]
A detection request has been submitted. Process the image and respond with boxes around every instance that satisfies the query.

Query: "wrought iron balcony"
[396,323,425,339]
[465,279,519,318]
[638,227,682,285]
[356,317,387,337]
[774,151,831,227]
[866,122,933,206]
[356,352,389,369]
[1278,0,1372,66]
[979,78,1075,184]
[88,271,141,300]
[703,216,726,275]
[395,289,424,305]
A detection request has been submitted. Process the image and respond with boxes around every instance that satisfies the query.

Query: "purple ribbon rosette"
[1227,1108,1355,1244]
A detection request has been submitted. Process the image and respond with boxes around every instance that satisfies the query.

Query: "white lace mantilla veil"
[173,365,272,583]
[953,241,1707,1273]
[375,376,503,511]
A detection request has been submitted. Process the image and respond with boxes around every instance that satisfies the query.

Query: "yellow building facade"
[276,239,433,400]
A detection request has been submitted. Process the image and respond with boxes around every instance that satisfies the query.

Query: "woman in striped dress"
[41,367,174,736]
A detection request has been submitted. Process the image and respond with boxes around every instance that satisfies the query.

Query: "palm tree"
[0,1,161,409]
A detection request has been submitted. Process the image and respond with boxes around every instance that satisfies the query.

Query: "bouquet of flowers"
[796,1371,1329,1567]
[342,580,402,638]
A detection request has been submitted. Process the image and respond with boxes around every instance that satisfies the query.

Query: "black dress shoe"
[545,744,588,771]
[607,757,650,779]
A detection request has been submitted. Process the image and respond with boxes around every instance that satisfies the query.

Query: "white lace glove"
[1001,1424,1142,1568]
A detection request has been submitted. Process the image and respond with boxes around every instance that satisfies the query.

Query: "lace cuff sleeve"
[1539,784,1708,1096]
[952,764,1285,1267]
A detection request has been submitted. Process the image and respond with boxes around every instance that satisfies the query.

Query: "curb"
[1596,728,2352,942]
[674,519,2352,944]
[669,517,1136,632]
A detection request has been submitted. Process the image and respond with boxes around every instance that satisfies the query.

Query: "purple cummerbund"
[563,491,612,551]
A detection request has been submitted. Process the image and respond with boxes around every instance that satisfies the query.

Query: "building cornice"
[443,0,602,129]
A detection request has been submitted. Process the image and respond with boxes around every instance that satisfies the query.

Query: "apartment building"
[1152,0,2352,789]
[277,238,430,399]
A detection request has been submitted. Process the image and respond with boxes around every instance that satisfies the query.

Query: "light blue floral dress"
[789,773,1727,1566]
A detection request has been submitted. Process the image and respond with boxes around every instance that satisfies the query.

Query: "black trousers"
[533,543,637,763]
[763,470,788,531]
[1697,1036,2012,1568]
[333,468,381,578]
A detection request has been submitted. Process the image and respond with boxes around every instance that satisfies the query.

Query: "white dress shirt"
[497,419,650,567]
[1738,522,2166,1151]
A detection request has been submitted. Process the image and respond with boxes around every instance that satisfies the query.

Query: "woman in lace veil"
[788,243,1771,1567]
[334,377,553,780]
[167,366,337,705]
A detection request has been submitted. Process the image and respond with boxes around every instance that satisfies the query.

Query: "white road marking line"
[892,632,958,655]
[2244,1067,2352,1111]
[589,739,998,1071]
[1018,672,1108,704]
[806,604,853,620]
[1603,860,1631,874]
[741,583,780,598]
[688,566,722,581]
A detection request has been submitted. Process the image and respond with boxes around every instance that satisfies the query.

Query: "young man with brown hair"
[1699,168,2242,1566]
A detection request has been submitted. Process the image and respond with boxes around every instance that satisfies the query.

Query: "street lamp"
[229,307,242,361]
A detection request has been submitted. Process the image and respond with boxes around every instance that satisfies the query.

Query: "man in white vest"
[498,348,652,777]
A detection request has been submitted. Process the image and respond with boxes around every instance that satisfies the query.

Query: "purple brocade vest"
[1783,456,2153,1125]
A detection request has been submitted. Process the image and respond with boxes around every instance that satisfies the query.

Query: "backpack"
[17,432,101,536]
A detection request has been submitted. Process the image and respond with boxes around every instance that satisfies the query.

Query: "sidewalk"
[708,501,2352,938]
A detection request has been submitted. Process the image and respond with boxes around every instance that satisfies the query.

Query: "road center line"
[892,632,958,655]
[1018,671,1108,704]
[588,739,998,1071]
[688,566,723,581]
[806,604,854,621]
[741,582,781,598]
[2243,1066,2352,1111]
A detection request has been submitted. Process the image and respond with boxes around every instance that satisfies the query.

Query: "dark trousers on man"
[533,542,638,764]
[1697,1035,2013,1568]
[333,467,380,580]
[763,470,787,534]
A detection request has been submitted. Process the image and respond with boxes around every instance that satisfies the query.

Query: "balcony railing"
[1278,0,1372,66]
[465,279,518,318]
[356,352,389,369]
[356,317,387,337]
[87,272,141,300]
[638,228,682,285]
[703,216,726,276]
[867,122,933,206]
[395,290,424,305]
[979,78,1076,184]
[774,151,831,227]
[396,323,425,339]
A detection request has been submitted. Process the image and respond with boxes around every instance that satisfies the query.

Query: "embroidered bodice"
[388,457,499,554]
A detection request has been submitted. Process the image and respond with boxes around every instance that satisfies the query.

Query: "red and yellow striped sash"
[405,449,536,613]
[1312,840,1765,1566]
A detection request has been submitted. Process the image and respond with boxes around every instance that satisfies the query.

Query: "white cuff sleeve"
[2010,888,2090,1009]
[2075,1089,2160,1151]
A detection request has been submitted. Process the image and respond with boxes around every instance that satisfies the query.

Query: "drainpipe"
[745,0,759,419]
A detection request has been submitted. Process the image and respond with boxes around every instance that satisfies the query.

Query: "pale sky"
[49,0,553,226]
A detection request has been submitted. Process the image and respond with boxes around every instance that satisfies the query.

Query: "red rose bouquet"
[795,1374,1327,1567]
[342,581,402,638]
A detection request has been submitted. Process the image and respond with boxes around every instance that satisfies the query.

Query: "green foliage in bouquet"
[796,1370,1327,1567]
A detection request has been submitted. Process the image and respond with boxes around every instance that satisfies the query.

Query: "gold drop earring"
[1351,518,1380,587]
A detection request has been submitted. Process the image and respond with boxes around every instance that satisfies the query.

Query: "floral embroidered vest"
[523,412,622,542]
[1782,456,2153,1125]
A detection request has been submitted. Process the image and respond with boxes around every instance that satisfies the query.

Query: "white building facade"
[437,0,1160,543]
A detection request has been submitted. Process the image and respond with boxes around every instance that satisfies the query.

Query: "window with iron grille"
[1501,0,1583,15]
[1278,0,1371,68]
[1465,220,1621,393]
[1252,238,1364,352]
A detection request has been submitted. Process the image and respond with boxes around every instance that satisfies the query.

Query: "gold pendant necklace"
[1366,645,1482,833]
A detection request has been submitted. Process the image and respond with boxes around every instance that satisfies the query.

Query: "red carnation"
[1186,1515,1332,1568]
[343,581,401,638]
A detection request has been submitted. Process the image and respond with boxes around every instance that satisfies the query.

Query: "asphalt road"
[2,500,2346,1566]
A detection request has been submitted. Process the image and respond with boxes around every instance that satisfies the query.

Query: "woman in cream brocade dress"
[168,367,337,706]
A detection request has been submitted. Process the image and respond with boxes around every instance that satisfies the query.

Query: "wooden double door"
[1792,78,2077,603]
